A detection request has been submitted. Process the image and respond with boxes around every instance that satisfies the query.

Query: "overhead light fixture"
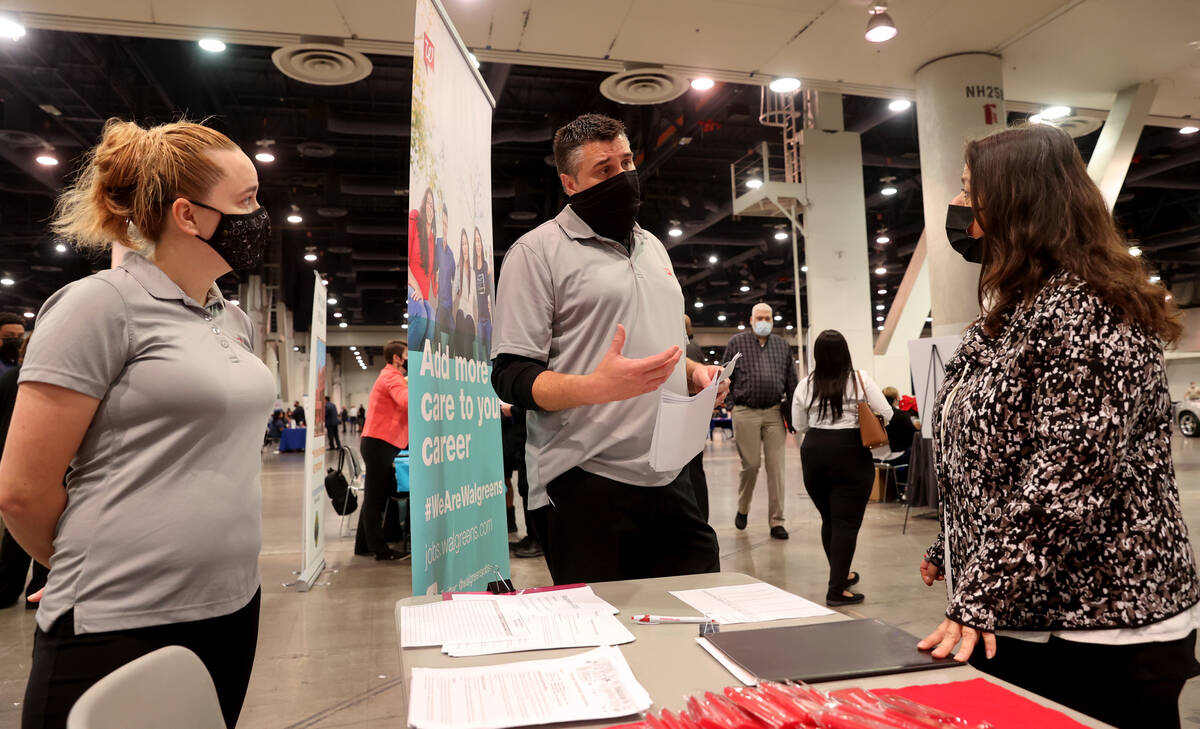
[350,346,357,351]
[865,2,897,42]
[0,277,13,286]
[327,297,338,305]
[875,267,887,275]
[0,17,26,41]
[785,324,794,331]
[402,323,408,329]
[717,314,727,322]
[198,38,226,53]
[293,345,300,351]
[1128,246,1142,257]
[321,278,329,286]
[769,77,802,93]
[229,298,240,306]
[876,234,890,244]
[880,186,898,196]
[338,321,348,328]
[255,151,275,163]
[468,52,480,69]
[800,265,808,273]
[694,301,704,309]
[774,231,789,241]
[738,324,746,330]
[333,312,343,318]
[739,284,750,292]
[691,77,715,91]
[304,252,318,262]
[287,213,303,224]
[926,316,933,323]
[877,288,887,295]
[888,99,911,112]
[21,311,33,319]
[55,243,67,253]
[876,316,884,322]
[403,312,409,318]
[668,227,683,238]
[774,314,782,321]
[36,153,58,166]
[1040,105,1071,120]
[875,304,885,311]
[1180,126,1199,135]
[745,178,763,190]
[708,254,719,264]
[1149,275,1161,283]
[877,325,885,331]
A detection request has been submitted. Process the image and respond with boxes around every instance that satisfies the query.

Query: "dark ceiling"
[0,29,1196,336]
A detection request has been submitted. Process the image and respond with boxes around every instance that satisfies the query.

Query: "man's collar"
[554,205,644,244]
[120,252,226,311]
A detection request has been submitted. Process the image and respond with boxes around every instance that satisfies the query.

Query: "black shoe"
[734,512,748,530]
[846,571,860,587]
[512,536,544,559]
[374,548,408,561]
[506,506,518,533]
[826,591,865,606]
[770,525,789,540]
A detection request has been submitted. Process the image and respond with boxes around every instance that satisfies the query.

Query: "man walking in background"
[725,303,797,539]
[324,395,342,450]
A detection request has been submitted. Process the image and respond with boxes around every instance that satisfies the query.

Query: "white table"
[395,571,1113,728]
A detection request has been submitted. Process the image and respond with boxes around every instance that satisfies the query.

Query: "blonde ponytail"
[51,118,238,253]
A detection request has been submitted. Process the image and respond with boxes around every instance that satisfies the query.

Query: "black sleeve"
[492,354,548,412]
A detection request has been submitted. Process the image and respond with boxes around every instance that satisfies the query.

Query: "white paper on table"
[399,599,526,647]
[444,611,635,657]
[696,637,757,686]
[407,645,652,729]
[649,352,741,472]
[448,586,619,615]
[668,582,833,624]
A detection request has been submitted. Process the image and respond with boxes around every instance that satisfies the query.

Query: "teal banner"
[406,0,507,595]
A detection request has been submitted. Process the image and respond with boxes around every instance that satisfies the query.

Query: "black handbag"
[324,447,358,515]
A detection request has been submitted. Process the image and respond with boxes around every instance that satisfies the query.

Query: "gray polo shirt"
[20,253,275,634]
[491,206,688,509]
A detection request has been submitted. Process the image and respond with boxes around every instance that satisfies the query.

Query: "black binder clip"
[699,620,720,637]
[487,571,515,594]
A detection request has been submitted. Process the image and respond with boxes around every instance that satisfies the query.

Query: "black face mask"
[946,204,984,264]
[189,200,272,270]
[0,337,20,365]
[568,170,641,245]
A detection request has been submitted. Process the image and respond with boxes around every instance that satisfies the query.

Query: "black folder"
[704,618,965,683]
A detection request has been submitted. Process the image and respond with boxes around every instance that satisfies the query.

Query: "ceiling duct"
[600,64,689,105]
[317,206,349,218]
[0,130,45,147]
[327,114,409,137]
[272,42,373,86]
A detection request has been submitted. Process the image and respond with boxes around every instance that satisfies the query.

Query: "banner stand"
[297,272,329,591]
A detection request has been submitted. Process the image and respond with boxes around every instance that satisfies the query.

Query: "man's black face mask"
[569,170,641,244]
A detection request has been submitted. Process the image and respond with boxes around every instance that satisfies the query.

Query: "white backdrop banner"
[907,335,962,439]
[298,273,328,589]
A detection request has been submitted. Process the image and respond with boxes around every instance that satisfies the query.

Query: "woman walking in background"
[791,330,891,606]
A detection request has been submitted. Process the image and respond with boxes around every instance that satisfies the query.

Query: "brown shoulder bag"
[854,370,889,448]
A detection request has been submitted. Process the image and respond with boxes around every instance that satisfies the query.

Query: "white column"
[915,53,1006,336]
[873,232,932,395]
[800,111,874,374]
[1087,82,1157,211]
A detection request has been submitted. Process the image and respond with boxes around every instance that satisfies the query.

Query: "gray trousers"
[732,405,787,527]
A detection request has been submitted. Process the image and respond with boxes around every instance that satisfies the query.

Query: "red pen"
[632,614,713,624]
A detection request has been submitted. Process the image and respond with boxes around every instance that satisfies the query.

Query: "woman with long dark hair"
[407,188,437,347]
[472,227,493,360]
[452,228,476,357]
[917,123,1199,729]
[790,330,891,606]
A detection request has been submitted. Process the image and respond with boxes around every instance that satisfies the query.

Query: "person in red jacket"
[356,339,410,560]
[408,188,437,349]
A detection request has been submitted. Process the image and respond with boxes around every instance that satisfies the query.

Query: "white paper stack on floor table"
[399,586,634,656]
[649,352,741,471]
[668,582,834,624]
[408,646,652,729]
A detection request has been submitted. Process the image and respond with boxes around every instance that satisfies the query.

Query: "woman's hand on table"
[918,617,995,662]
[919,558,944,586]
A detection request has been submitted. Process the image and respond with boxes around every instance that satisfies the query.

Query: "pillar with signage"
[406,0,509,595]
[915,53,1006,337]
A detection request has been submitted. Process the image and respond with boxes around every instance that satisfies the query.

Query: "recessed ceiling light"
[0,278,13,286]
[1180,126,1199,135]
[875,267,887,275]
[403,312,409,318]
[230,299,240,306]
[875,304,885,311]
[0,17,26,41]
[877,325,885,331]
[745,178,763,190]
[888,99,911,112]
[785,324,793,331]
[333,312,343,318]
[668,227,683,237]
[327,297,338,305]
[293,345,300,351]
[774,231,789,241]
[321,278,329,286]
[255,152,275,163]
[1149,275,1161,283]
[865,4,897,42]
[22,311,33,318]
[198,38,226,53]
[769,77,802,93]
[287,214,303,224]
[774,314,782,321]
[338,321,348,328]
[55,243,67,253]
[880,186,898,196]
[304,253,318,262]
[36,154,58,166]
[876,235,890,244]
[877,289,887,295]
[717,315,726,322]
[1128,246,1142,257]
[738,324,746,330]
[401,323,408,329]
[1040,105,1071,120]
[350,346,357,351]
[926,317,933,323]
[693,301,704,309]
[739,285,750,292]
[708,255,718,264]
[876,316,884,322]
[691,77,715,91]
[800,265,808,273]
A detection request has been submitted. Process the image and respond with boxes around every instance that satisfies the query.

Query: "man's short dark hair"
[0,312,23,327]
[553,114,627,177]
[384,339,407,365]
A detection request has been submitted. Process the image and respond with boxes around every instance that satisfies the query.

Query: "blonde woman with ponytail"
[0,119,275,729]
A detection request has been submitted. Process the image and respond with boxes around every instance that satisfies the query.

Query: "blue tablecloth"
[279,428,306,452]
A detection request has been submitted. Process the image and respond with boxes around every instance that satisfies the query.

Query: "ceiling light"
[321,278,329,286]
[876,235,890,244]
[800,265,808,273]
[230,299,240,306]
[865,3,897,42]
[350,346,357,351]
[738,324,746,330]
[1028,113,1048,125]
[774,314,782,321]
[769,77,802,93]
[875,267,887,275]
[403,312,409,318]
[304,253,318,262]
[875,304,885,311]
[468,52,480,69]
[0,278,13,286]
[785,324,793,331]
[293,345,300,351]
[877,325,885,331]
[402,323,408,329]
[926,316,933,323]
[1166,294,1174,302]
[338,321,348,328]
[717,315,726,322]
[287,214,303,224]
[1180,126,1199,135]
[55,243,67,253]
[708,254,718,264]
[745,178,763,190]
[888,99,911,112]
[0,17,26,41]
[327,297,338,305]
[22,311,33,319]
[668,227,683,237]
[691,77,715,91]
[1128,246,1142,257]
[1040,105,1071,120]
[880,186,898,196]
[198,38,226,53]
[1149,275,1161,283]
[774,231,789,241]
[36,154,58,166]
[876,316,884,322]
[739,285,750,292]
[877,288,887,295]
[693,301,704,309]
[254,151,275,163]
[333,312,343,318]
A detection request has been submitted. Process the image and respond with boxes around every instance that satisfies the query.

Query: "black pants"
[0,529,48,607]
[23,589,260,729]
[686,451,709,523]
[544,467,720,585]
[357,436,401,554]
[969,631,1200,729]
[326,424,342,450]
[800,428,874,598]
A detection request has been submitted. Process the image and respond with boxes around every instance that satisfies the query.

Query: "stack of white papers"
[649,353,741,471]
[408,645,652,729]
[399,587,634,656]
[668,582,833,624]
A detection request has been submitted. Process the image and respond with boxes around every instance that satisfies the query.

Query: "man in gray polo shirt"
[491,113,725,585]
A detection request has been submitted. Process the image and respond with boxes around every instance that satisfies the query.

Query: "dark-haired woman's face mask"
[945,204,983,264]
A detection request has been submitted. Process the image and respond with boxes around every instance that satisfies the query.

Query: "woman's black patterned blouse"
[926,272,1199,633]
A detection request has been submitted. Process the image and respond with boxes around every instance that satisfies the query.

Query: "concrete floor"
[2,431,1200,728]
